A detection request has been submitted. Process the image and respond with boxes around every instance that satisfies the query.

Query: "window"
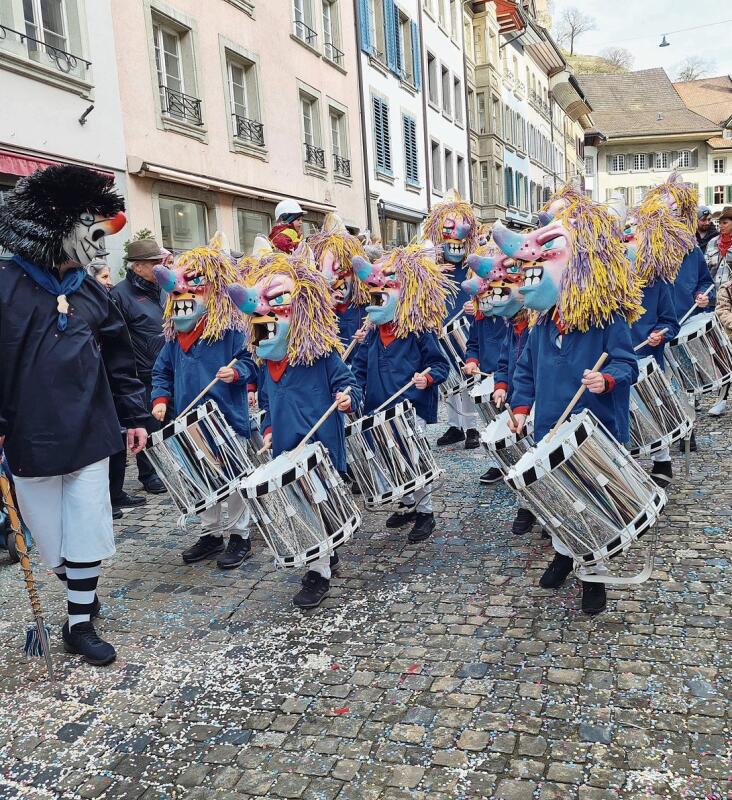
[489,30,497,63]
[330,108,350,177]
[495,163,503,206]
[441,65,451,115]
[322,1,343,64]
[23,0,67,54]
[372,96,392,175]
[633,153,647,171]
[159,196,208,251]
[505,166,514,206]
[467,88,474,129]
[385,219,417,248]
[431,140,441,193]
[449,0,457,38]
[714,185,725,204]
[491,95,500,134]
[454,77,463,124]
[438,0,446,27]
[370,0,386,60]
[610,154,625,173]
[713,158,726,174]
[444,148,454,191]
[403,115,419,187]
[154,19,202,126]
[655,151,669,169]
[293,0,317,46]
[457,155,466,198]
[300,92,324,168]
[480,161,490,205]
[473,26,485,65]
[724,128,732,140]
[227,57,263,146]
[477,93,486,134]
[237,209,270,255]
[677,150,691,168]
[427,52,438,106]
[584,156,594,176]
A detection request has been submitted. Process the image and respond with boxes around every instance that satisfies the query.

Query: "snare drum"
[480,411,535,474]
[241,442,360,569]
[145,400,257,519]
[629,356,694,457]
[345,401,443,509]
[505,410,666,578]
[666,312,732,396]
[438,315,481,398]
[469,375,499,426]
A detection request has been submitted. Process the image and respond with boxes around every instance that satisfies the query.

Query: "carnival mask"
[154,261,211,333]
[228,274,294,361]
[466,250,524,318]
[441,212,472,264]
[322,250,354,306]
[61,211,126,267]
[352,255,399,325]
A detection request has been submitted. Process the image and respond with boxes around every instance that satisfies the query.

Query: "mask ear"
[252,235,273,258]
[321,212,346,236]
[209,230,230,255]
[415,237,437,261]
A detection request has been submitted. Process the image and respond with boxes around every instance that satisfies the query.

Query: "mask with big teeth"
[440,215,472,264]
[232,274,293,361]
[464,252,524,317]
[423,192,478,266]
[352,255,399,325]
[154,263,211,333]
[322,250,354,306]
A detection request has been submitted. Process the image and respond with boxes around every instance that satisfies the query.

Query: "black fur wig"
[0,165,125,268]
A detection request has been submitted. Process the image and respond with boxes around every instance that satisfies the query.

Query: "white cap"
[275,198,304,220]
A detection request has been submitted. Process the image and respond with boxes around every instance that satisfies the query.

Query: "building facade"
[112,0,366,256]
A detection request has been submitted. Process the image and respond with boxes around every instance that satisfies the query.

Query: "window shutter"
[403,116,418,185]
[690,148,698,168]
[393,5,403,76]
[384,0,398,74]
[411,20,421,90]
[671,150,679,167]
[606,155,613,172]
[726,185,732,203]
[358,0,372,53]
[705,186,713,204]
[648,151,655,170]
[373,97,392,174]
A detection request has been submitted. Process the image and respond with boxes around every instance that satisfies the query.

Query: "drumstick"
[373,368,432,413]
[177,348,249,419]
[289,386,353,459]
[545,352,609,442]
[633,328,669,352]
[678,285,714,327]
[503,402,518,427]
[341,316,370,362]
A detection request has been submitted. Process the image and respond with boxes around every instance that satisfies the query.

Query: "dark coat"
[0,256,148,477]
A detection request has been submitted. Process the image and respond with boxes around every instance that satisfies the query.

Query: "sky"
[549,0,732,79]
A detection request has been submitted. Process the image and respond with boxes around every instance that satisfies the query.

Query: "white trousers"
[654,446,671,462]
[401,414,433,513]
[446,388,478,431]
[13,458,114,568]
[551,533,607,575]
[310,554,331,580]
[200,491,250,537]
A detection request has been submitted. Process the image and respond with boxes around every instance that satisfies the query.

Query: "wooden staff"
[373,368,432,414]
[678,285,714,327]
[633,328,669,353]
[288,386,353,460]
[177,349,249,419]
[545,352,609,441]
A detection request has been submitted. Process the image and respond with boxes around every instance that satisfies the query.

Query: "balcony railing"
[160,85,203,125]
[0,23,91,74]
[503,68,514,86]
[232,113,264,147]
[304,143,325,169]
[293,19,318,47]
[333,154,351,178]
[323,40,344,66]
[529,90,551,120]
[515,79,526,96]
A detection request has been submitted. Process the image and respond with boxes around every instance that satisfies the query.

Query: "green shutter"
[706,186,713,205]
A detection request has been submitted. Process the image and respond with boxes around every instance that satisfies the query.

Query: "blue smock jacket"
[259,352,360,472]
[631,280,679,367]
[336,304,367,347]
[350,328,450,423]
[151,329,254,437]
[672,246,715,320]
[511,315,639,442]
[465,314,507,374]
[494,321,530,403]
[444,263,470,322]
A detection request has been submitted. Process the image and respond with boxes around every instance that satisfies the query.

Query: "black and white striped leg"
[65,560,101,629]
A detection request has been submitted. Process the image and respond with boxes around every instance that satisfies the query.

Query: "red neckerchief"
[267,358,289,382]
[475,310,485,321]
[379,322,397,347]
[335,302,349,314]
[513,317,528,337]
[551,309,568,335]
[177,316,207,353]
[719,232,732,258]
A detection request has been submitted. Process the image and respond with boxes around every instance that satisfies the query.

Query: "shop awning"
[0,150,115,179]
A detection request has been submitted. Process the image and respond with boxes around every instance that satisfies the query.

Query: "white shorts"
[13,458,115,568]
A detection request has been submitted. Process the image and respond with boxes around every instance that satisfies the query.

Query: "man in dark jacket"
[110,239,167,498]
[0,165,149,666]
[696,206,718,253]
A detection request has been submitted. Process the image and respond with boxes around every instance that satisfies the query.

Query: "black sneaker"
[479,467,503,485]
[436,426,465,446]
[330,551,340,574]
[182,534,225,564]
[650,460,672,488]
[581,581,607,615]
[541,529,551,540]
[142,475,167,494]
[292,571,330,609]
[62,621,116,666]
[216,534,252,570]
[408,512,435,543]
[678,431,697,453]
[386,505,417,529]
[464,429,480,450]
[112,492,147,510]
[539,553,574,589]
[112,507,123,520]
[512,507,536,535]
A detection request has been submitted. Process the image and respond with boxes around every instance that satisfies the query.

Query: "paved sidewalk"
[0,402,730,800]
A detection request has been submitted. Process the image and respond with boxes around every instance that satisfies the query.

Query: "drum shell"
[666,312,732,396]
[470,376,499,427]
[480,412,535,474]
[438,315,479,398]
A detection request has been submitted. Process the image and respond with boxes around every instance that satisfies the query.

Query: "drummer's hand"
[463,300,475,316]
[462,361,479,377]
[695,292,710,308]
[582,369,606,394]
[248,391,257,409]
[508,412,526,435]
[354,325,369,343]
[648,330,665,347]
[492,388,507,407]
[262,431,272,450]
[335,391,352,412]
[413,372,429,390]
[127,428,148,454]
[152,403,167,422]
[217,366,237,383]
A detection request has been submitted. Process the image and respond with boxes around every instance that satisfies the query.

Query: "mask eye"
[271,292,292,307]
[80,212,95,227]
[188,275,206,287]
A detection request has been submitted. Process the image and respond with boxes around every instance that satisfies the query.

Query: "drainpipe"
[353,0,373,232]
[461,3,473,204]
[549,95,558,192]
[417,0,432,211]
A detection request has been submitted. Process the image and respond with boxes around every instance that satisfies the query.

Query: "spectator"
[705,206,732,286]
[696,206,717,253]
[110,239,168,497]
[87,258,114,290]
[269,199,304,254]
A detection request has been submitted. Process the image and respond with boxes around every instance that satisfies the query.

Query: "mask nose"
[227,283,260,315]
[461,277,483,297]
[352,256,374,284]
[466,253,496,279]
[153,264,178,292]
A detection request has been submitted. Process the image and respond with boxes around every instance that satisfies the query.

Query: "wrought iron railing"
[333,154,351,177]
[304,143,325,168]
[0,23,91,74]
[323,41,344,66]
[293,20,318,47]
[160,85,203,126]
[232,113,264,146]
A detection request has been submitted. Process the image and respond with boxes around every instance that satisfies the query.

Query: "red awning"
[494,0,524,34]
[0,150,114,179]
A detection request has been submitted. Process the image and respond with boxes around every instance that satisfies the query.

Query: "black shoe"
[539,553,573,589]
[479,467,503,485]
[90,595,101,620]
[111,491,146,512]
[436,426,465,446]
[330,551,339,573]
[182,534,225,564]
[581,581,607,615]
[112,507,123,520]
[679,432,697,453]
[142,475,167,494]
[650,460,672,488]
[386,505,417,529]
[408,512,435,543]
[512,507,536,535]
[292,571,330,609]
[541,529,550,540]
[464,429,480,450]
[62,621,116,666]
[216,534,252,570]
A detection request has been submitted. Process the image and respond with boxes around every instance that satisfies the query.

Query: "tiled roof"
[673,75,732,127]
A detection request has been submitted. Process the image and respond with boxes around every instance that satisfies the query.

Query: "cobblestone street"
[1,401,730,800]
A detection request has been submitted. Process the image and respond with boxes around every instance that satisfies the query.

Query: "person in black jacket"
[696,206,718,253]
[109,239,168,498]
[0,165,149,666]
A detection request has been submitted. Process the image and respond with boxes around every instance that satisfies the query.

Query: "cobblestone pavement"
[0,399,730,800]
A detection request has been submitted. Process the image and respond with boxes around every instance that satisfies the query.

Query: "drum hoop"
[442,373,481,397]
[362,467,444,510]
[441,315,470,337]
[272,511,361,569]
[629,417,693,457]
[345,400,411,436]
[239,445,324,497]
[669,313,715,346]
[148,398,221,448]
